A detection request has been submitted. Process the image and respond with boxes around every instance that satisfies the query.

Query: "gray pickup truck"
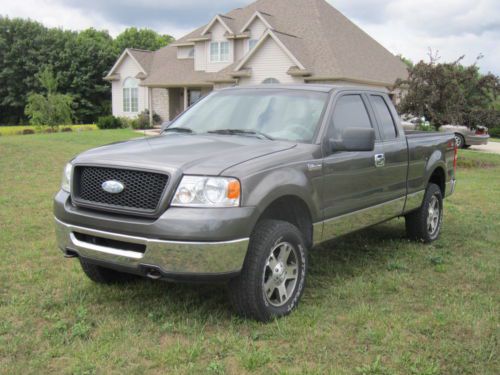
[54,85,457,321]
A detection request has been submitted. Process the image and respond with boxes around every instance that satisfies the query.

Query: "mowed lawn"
[0,130,499,375]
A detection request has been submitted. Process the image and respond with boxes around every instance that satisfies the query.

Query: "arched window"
[123,77,139,113]
[262,78,280,84]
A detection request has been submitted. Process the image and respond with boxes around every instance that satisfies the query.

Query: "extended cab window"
[371,95,397,140]
[329,94,372,140]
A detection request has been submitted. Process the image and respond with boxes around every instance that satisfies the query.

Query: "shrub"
[22,129,35,135]
[490,127,500,138]
[44,128,56,133]
[97,115,122,129]
[61,127,72,132]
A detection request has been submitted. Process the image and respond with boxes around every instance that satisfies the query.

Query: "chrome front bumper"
[446,179,456,198]
[54,217,249,278]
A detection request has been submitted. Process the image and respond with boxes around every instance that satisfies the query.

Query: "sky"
[1,0,499,74]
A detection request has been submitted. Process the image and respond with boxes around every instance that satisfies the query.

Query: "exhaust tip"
[146,268,162,280]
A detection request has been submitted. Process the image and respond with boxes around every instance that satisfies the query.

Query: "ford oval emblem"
[102,180,124,194]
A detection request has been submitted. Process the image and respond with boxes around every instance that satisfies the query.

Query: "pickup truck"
[54,85,457,321]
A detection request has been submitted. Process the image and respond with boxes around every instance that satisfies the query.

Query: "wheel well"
[429,167,445,197]
[258,196,313,248]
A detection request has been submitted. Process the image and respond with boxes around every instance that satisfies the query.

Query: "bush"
[97,115,123,130]
[489,127,500,138]
[22,129,35,135]
[61,127,72,132]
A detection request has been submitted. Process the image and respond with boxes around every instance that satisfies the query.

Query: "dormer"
[201,14,237,72]
[240,11,274,53]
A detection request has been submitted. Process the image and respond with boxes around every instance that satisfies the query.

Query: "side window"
[328,94,372,140]
[371,95,397,140]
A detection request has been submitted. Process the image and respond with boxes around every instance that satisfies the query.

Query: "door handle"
[374,154,385,168]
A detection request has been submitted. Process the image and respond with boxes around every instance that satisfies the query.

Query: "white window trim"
[210,41,230,63]
[123,78,139,113]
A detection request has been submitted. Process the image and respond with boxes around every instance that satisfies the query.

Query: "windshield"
[168,89,328,143]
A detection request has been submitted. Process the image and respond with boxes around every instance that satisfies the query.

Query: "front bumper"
[445,178,456,198]
[55,217,249,280]
[465,134,489,146]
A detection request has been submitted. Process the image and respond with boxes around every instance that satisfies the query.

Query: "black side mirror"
[330,128,375,152]
[160,121,171,133]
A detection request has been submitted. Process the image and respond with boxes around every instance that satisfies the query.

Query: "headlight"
[61,163,73,193]
[171,176,241,207]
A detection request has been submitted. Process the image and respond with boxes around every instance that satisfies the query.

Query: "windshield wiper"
[163,127,194,134]
[207,129,274,140]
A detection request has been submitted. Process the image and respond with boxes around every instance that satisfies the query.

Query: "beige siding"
[111,56,148,118]
[194,42,207,71]
[234,39,245,62]
[239,37,304,85]
[245,18,267,54]
[151,88,169,122]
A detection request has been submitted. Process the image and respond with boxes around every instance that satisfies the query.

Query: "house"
[104,0,408,123]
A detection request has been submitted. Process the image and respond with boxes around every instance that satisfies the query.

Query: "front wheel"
[405,183,443,243]
[228,220,308,322]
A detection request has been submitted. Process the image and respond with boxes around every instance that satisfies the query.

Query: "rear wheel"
[228,220,308,322]
[405,183,443,243]
[79,258,137,284]
[454,133,465,149]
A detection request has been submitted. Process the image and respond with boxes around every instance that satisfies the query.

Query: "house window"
[188,47,195,58]
[248,39,258,51]
[262,78,280,84]
[210,41,230,62]
[123,77,139,113]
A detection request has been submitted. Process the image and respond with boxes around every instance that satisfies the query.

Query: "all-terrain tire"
[405,183,443,243]
[228,220,308,322]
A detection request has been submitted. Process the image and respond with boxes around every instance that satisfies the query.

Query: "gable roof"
[201,14,234,36]
[140,0,407,88]
[105,48,154,80]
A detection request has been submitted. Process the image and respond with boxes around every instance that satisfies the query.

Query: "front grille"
[73,166,168,216]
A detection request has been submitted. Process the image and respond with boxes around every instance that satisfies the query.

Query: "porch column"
[148,87,153,127]
[183,87,188,111]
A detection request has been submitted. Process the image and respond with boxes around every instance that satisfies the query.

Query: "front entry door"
[320,93,398,240]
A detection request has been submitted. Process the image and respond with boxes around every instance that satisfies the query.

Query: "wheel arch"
[255,195,314,249]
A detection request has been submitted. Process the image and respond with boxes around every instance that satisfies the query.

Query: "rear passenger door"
[367,94,408,208]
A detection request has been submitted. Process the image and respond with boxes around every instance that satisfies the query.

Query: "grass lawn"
[0,130,499,374]
[489,138,500,143]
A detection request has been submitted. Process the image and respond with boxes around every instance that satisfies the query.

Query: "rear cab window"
[370,95,398,140]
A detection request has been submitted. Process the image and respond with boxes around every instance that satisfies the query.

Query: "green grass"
[0,131,499,374]
[0,124,97,136]
[489,138,500,143]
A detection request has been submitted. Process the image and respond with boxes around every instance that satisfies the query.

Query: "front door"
[320,92,398,240]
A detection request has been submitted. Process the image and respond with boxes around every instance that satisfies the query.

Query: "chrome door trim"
[313,195,406,245]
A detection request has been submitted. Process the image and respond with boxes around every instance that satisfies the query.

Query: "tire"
[79,258,137,284]
[405,183,443,243]
[228,220,308,322]
[454,133,465,149]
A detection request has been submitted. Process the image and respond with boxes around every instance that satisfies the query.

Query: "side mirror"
[330,128,375,152]
[160,121,171,133]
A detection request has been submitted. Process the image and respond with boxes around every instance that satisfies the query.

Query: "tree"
[395,53,500,129]
[25,67,73,128]
[114,27,174,54]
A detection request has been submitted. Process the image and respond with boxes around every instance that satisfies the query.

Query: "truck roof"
[218,84,389,94]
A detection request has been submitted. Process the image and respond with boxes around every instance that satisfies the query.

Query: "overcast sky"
[2,0,499,74]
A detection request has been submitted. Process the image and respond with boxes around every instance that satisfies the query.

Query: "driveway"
[470,141,500,155]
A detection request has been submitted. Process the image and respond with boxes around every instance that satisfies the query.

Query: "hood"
[73,134,296,176]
